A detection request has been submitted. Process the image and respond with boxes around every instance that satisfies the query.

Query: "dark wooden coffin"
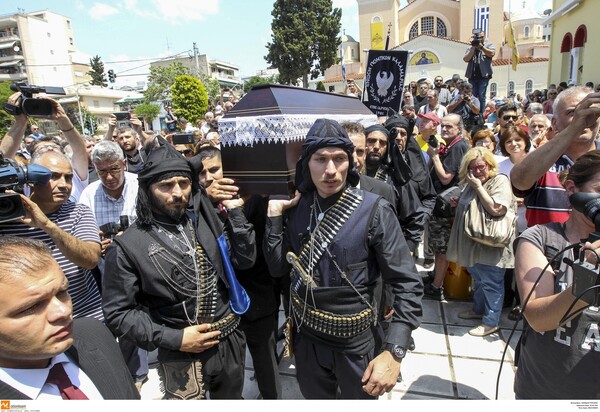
[219,84,376,195]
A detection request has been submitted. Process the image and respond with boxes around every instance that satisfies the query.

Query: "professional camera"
[0,152,52,224]
[463,95,471,102]
[568,193,600,306]
[428,134,438,148]
[3,81,66,118]
[99,215,130,240]
[471,28,483,47]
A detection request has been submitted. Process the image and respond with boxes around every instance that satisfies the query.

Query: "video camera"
[0,152,52,224]
[428,134,438,148]
[568,193,600,306]
[471,28,483,47]
[3,82,66,117]
[99,215,130,240]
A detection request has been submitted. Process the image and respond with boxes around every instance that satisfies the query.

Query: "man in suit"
[0,236,139,400]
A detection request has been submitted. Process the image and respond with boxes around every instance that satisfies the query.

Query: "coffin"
[219,84,377,195]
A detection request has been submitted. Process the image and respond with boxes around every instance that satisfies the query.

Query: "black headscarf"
[294,118,361,193]
[137,137,193,188]
[136,136,195,228]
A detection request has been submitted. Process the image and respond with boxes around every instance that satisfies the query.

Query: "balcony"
[0,54,23,63]
[0,72,27,81]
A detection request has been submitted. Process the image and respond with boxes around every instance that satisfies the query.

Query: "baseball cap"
[417,112,440,125]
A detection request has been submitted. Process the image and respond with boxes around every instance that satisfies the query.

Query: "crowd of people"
[0,69,599,401]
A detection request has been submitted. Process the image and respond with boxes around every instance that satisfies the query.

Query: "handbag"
[433,186,462,218]
[463,184,517,248]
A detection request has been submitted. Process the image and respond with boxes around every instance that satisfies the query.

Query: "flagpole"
[507,0,511,98]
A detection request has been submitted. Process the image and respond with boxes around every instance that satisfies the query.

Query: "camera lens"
[0,193,24,223]
[22,98,53,117]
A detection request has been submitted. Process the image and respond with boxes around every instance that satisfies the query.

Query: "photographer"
[514,151,600,399]
[446,82,481,135]
[344,79,362,98]
[1,93,90,201]
[79,141,138,256]
[0,149,103,321]
[164,105,178,132]
[463,29,495,114]
[103,114,154,174]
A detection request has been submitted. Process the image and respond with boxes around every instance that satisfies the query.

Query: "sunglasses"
[502,115,518,121]
[178,149,192,155]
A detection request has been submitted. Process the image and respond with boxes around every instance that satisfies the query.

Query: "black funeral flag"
[362,50,409,117]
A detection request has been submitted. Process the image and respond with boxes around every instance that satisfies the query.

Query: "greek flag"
[475,6,489,37]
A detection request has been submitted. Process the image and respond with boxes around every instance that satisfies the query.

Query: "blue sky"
[1,0,552,88]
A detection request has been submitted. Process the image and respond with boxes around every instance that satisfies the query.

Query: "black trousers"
[202,328,247,399]
[239,310,282,399]
[293,333,377,400]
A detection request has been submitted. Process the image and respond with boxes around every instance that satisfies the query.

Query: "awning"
[56,97,79,104]
[114,97,144,104]
[0,60,20,68]
[0,42,16,50]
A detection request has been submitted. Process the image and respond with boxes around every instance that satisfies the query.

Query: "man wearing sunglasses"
[494,103,520,152]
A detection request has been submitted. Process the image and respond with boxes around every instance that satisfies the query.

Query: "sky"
[2,0,553,89]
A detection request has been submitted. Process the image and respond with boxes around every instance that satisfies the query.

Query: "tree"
[243,75,279,93]
[134,103,161,124]
[265,0,341,88]
[316,81,326,91]
[203,77,222,107]
[144,62,190,103]
[87,55,107,87]
[171,75,208,125]
[63,105,97,135]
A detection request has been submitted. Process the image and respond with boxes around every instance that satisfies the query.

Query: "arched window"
[574,25,587,47]
[437,19,447,37]
[508,81,515,96]
[524,26,530,39]
[489,82,497,98]
[408,16,448,39]
[561,32,573,53]
[421,16,434,35]
[409,21,418,39]
[525,80,533,95]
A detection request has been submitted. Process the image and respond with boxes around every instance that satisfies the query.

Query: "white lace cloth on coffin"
[219,114,378,147]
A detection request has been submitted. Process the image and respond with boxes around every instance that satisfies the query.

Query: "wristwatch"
[384,343,407,361]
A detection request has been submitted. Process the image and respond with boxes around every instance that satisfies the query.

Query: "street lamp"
[74,83,89,134]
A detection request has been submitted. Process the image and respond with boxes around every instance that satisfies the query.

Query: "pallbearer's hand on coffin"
[267,191,301,217]
[206,177,240,203]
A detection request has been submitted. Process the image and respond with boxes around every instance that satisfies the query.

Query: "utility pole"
[193,42,200,78]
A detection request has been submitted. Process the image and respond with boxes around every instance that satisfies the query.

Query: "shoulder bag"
[464,181,517,248]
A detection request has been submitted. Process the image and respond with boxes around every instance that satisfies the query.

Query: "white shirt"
[0,353,103,400]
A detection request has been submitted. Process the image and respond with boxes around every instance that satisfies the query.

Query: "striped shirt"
[0,201,103,320]
[79,172,138,227]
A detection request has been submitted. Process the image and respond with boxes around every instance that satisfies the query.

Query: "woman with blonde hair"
[446,147,517,336]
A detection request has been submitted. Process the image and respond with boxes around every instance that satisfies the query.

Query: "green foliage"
[0,81,14,138]
[203,77,222,107]
[87,55,107,87]
[316,81,326,91]
[63,105,98,134]
[134,103,161,123]
[265,0,341,87]
[144,62,190,103]
[243,75,279,93]
[171,75,208,124]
